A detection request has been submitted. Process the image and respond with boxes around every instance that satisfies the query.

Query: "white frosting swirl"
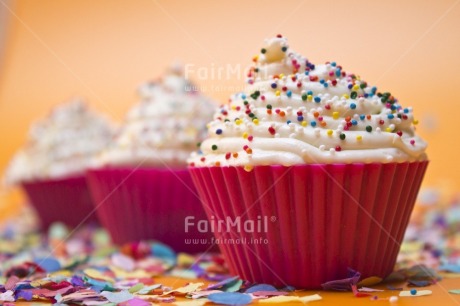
[98,65,216,167]
[189,36,427,168]
[5,99,115,184]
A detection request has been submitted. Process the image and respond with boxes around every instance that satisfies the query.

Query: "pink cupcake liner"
[21,175,98,231]
[86,168,218,253]
[189,161,428,289]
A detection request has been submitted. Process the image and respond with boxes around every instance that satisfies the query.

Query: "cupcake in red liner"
[87,64,217,253]
[188,36,428,288]
[4,99,115,230]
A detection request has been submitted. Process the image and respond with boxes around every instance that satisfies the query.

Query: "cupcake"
[86,65,217,253]
[5,99,114,230]
[188,36,428,288]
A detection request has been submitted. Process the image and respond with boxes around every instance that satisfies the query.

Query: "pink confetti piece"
[351,285,372,298]
[119,297,151,306]
[4,275,20,290]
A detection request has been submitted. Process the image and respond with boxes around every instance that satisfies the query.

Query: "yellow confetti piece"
[110,266,158,282]
[413,119,419,125]
[84,268,115,283]
[357,276,382,287]
[49,270,72,278]
[327,129,333,136]
[301,121,307,127]
[332,112,339,120]
[177,253,196,266]
[30,279,52,287]
[162,283,204,296]
[356,135,362,141]
[259,294,322,303]
[252,118,259,125]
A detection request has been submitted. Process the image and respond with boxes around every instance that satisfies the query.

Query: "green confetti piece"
[129,283,144,293]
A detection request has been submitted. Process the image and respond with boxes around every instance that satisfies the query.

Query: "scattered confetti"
[0,183,459,305]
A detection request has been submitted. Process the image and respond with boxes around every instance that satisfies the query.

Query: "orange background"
[1,0,460,211]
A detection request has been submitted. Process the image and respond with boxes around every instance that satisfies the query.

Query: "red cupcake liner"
[86,168,218,253]
[21,175,98,231]
[189,161,428,289]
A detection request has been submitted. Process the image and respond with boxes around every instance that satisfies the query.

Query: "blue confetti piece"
[151,243,176,264]
[101,290,134,303]
[245,284,277,293]
[408,280,432,287]
[439,264,460,273]
[34,257,61,272]
[15,283,34,290]
[208,292,252,305]
[84,276,114,291]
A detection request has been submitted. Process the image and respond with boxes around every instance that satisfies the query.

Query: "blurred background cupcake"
[189,36,428,288]
[4,99,115,230]
[86,64,217,253]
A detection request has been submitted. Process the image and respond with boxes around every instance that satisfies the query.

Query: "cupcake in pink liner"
[4,99,115,230]
[86,65,218,253]
[188,36,428,288]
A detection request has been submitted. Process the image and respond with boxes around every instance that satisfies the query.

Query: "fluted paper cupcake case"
[189,161,428,289]
[21,175,98,230]
[86,168,218,253]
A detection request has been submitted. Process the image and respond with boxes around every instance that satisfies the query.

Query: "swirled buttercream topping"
[188,35,427,169]
[5,99,115,184]
[99,65,216,167]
